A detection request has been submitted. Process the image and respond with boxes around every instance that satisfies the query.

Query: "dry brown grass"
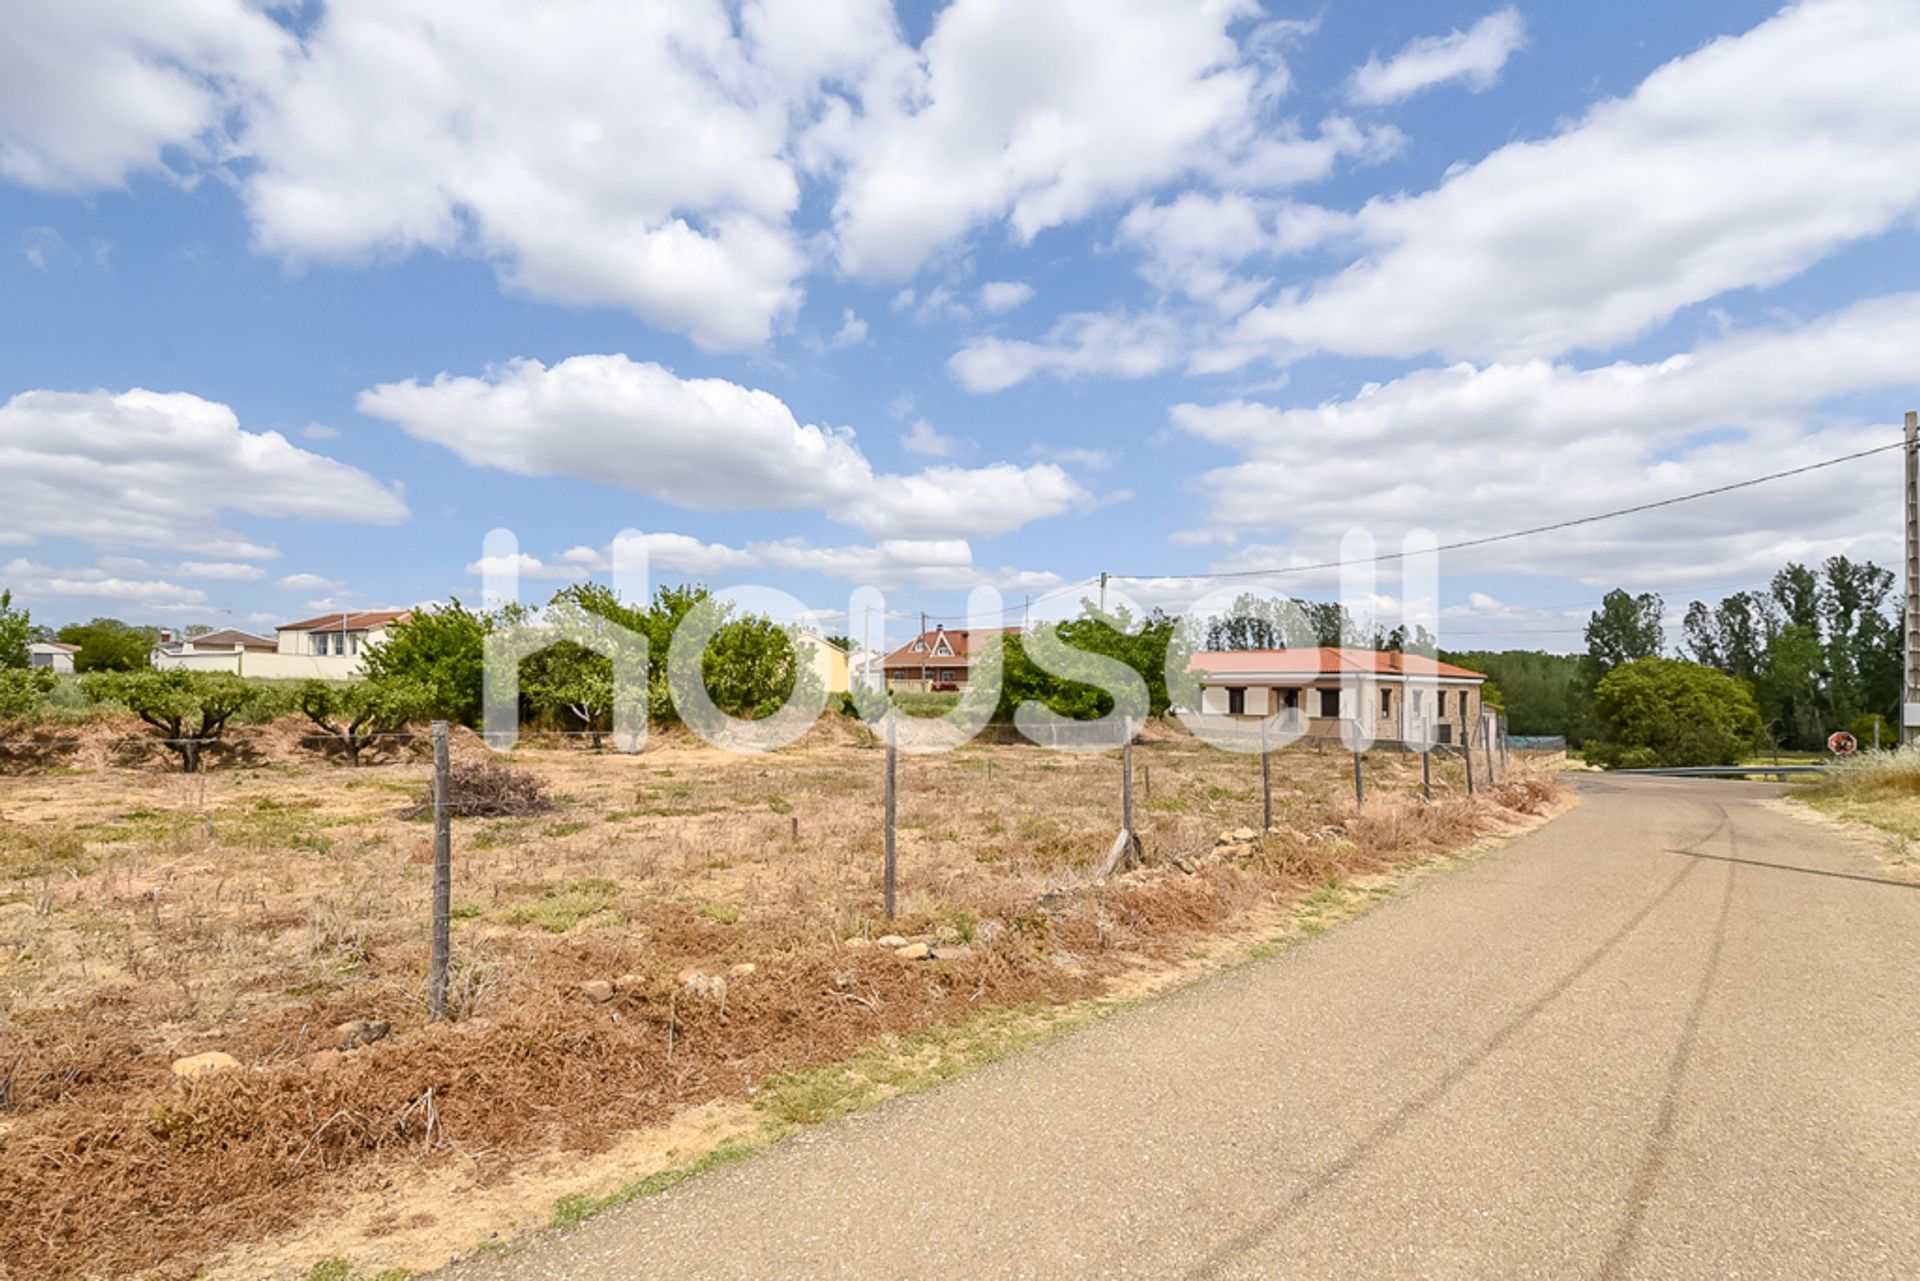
[0,716,1558,1280]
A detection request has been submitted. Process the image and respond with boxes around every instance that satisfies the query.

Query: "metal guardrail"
[1608,764,1831,777]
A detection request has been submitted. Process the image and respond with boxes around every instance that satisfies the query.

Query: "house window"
[1411,690,1425,716]
[1380,689,1392,716]
[1438,723,1453,744]
[941,668,956,682]
[1227,687,1246,715]
[1280,688,1299,710]
[911,639,925,651]
[1437,690,1448,717]
[1319,688,1340,718]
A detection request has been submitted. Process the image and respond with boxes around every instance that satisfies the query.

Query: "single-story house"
[27,641,79,674]
[880,625,1019,692]
[1187,647,1489,744]
[152,628,278,672]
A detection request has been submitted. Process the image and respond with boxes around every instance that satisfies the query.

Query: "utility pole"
[1023,594,1030,633]
[1098,571,1109,616]
[1905,411,1920,745]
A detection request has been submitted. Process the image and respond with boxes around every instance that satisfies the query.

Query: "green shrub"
[1586,657,1761,769]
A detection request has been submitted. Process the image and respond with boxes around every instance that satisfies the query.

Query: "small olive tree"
[83,670,259,772]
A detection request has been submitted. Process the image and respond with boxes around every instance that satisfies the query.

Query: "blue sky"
[2,0,1917,653]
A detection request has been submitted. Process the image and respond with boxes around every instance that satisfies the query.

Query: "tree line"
[4,554,1902,771]
[1445,555,1902,766]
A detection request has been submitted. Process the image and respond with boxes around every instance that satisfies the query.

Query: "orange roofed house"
[1187,648,1489,744]
[880,625,1020,692]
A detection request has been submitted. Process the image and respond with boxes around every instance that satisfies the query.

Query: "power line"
[1112,439,1904,583]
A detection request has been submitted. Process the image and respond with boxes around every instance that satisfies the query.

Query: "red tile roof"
[277,609,411,633]
[880,626,1021,667]
[1188,647,1486,680]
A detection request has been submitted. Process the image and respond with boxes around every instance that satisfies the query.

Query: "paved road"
[440,777,1920,1280]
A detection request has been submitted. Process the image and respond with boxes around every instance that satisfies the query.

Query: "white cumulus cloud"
[1213,0,1920,367]
[1348,8,1527,105]
[0,387,408,554]
[360,354,1089,540]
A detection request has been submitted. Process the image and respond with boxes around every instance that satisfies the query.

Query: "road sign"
[1828,730,1858,755]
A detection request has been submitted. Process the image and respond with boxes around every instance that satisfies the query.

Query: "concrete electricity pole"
[1905,411,1919,744]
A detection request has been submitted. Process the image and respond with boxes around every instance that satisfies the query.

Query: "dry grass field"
[0,714,1561,1280]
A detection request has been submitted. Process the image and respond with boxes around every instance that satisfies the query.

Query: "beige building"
[152,628,277,672]
[1188,647,1489,745]
[148,612,411,679]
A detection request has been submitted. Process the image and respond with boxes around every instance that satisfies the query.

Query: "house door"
[1227,687,1246,715]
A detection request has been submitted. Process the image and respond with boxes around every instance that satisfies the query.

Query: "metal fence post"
[1352,747,1365,806]
[428,720,451,1022]
[1260,715,1273,829]
[1422,747,1432,803]
[883,712,897,921]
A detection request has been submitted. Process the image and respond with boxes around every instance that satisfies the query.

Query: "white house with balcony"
[269,610,412,679]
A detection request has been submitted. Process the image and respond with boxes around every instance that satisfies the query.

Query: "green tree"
[1681,590,1773,681]
[1587,657,1761,769]
[1817,555,1898,728]
[1754,623,1828,750]
[698,612,817,721]
[296,678,431,765]
[0,590,30,669]
[996,606,1179,722]
[57,618,155,672]
[1584,590,1664,675]
[521,640,617,745]
[1440,650,1588,740]
[1203,593,1362,650]
[537,582,819,728]
[83,670,259,771]
[360,600,492,726]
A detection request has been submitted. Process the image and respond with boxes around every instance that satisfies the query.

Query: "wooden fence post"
[428,720,451,1022]
[1462,733,1475,796]
[883,713,897,921]
[1260,716,1273,830]
[1422,747,1432,803]
[1483,714,1496,785]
